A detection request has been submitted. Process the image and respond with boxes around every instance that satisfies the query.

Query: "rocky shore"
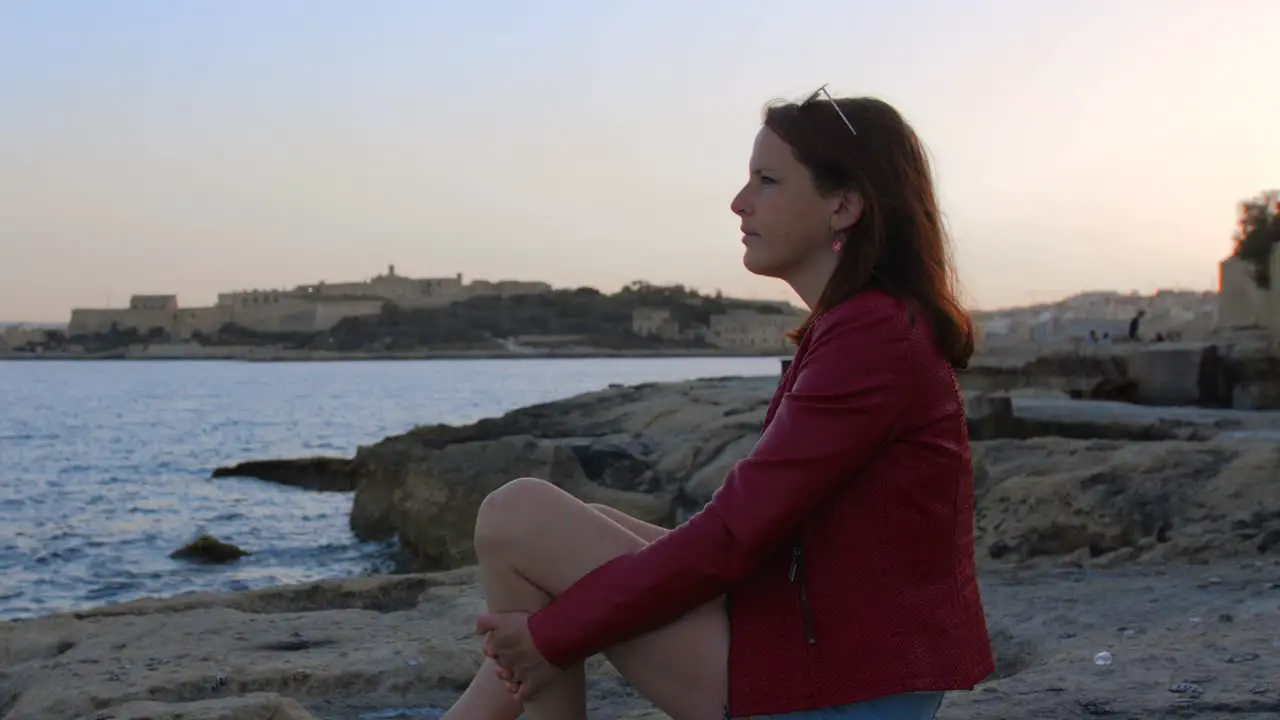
[4,374,1280,719]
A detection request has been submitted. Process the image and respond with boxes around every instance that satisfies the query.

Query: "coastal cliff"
[4,376,1280,719]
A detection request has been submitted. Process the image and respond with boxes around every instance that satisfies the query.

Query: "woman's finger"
[493,654,514,676]
[483,634,503,657]
[515,679,536,703]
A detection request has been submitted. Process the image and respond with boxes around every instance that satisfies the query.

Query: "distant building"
[706,309,802,352]
[1029,317,1130,345]
[65,265,554,338]
[1,325,50,350]
[971,283,1225,349]
[631,307,680,339]
[1216,255,1272,330]
[292,265,551,308]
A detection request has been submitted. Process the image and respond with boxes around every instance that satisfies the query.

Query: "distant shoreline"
[0,346,790,362]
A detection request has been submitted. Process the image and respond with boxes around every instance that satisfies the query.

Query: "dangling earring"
[831,239,843,252]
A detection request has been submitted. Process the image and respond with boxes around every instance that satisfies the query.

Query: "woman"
[442,88,994,720]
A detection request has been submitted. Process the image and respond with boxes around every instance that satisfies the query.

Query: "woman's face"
[730,127,842,280]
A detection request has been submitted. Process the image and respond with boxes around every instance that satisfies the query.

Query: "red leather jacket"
[528,291,994,717]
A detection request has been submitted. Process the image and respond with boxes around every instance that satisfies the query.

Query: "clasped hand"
[476,611,559,702]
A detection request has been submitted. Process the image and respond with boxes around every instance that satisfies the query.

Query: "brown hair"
[763,94,976,369]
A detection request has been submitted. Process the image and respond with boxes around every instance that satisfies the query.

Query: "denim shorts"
[753,692,945,719]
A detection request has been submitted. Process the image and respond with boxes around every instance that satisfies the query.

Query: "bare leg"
[440,657,525,720]
[443,478,728,720]
[440,502,673,720]
[586,502,670,543]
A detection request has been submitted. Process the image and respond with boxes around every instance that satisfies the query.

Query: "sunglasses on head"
[806,83,858,137]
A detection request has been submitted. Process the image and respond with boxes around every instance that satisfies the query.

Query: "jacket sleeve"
[526,299,916,668]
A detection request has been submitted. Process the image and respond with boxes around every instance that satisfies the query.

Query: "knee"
[474,477,556,557]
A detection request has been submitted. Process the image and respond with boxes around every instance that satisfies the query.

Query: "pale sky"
[2,1,1277,322]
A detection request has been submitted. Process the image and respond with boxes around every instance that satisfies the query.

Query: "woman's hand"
[476,612,560,702]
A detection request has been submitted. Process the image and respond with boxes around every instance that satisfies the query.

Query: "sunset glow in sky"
[2,0,1277,321]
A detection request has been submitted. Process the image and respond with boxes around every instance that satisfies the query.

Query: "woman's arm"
[527,293,918,668]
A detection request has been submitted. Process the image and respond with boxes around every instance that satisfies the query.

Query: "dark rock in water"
[212,456,357,492]
[170,534,250,564]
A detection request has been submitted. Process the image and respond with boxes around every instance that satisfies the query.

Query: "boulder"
[964,394,1016,441]
[959,352,1127,395]
[350,435,670,570]
[1126,343,1209,406]
[1225,339,1280,410]
[974,436,1280,564]
[345,378,773,567]
[1103,340,1280,410]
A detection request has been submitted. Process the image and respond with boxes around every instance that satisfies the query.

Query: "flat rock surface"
[3,562,1278,719]
[1008,396,1280,438]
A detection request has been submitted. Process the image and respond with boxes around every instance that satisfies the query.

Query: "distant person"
[445,88,992,720]
[1128,310,1146,341]
[1088,329,1099,344]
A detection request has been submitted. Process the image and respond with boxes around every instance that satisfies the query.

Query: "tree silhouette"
[1231,190,1280,288]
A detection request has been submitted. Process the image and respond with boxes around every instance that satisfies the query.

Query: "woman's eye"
[759,175,777,185]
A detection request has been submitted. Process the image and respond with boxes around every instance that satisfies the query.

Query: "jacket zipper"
[788,544,817,645]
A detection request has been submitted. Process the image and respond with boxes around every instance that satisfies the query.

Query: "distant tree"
[1231,190,1280,288]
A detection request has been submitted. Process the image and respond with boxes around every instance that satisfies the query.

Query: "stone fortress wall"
[1215,247,1280,336]
[66,265,552,339]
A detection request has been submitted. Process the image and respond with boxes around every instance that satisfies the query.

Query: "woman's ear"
[831,190,865,233]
